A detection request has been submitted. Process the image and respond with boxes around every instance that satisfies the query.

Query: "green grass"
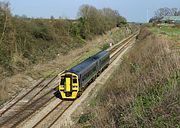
[149,25,180,54]
[100,43,110,50]
[131,72,180,127]
[78,113,94,124]
[149,26,180,40]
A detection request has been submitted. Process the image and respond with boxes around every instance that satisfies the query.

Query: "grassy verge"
[75,27,180,128]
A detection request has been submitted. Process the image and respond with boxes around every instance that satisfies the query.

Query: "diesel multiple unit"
[58,50,110,99]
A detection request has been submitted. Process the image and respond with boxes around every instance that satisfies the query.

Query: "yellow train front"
[59,72,79,99]
[59,50,110,99]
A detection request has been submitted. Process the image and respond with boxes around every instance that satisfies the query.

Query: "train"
[58,50,110,99]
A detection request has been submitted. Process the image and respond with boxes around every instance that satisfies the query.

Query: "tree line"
[0,2,126,74]
[72,5,126,39]
[155,7,180,18]
[149,7,180,22]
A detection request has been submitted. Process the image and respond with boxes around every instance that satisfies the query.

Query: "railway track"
[0,75,57,116]
[31,101,73,128]
[0,32,138,128]
[25,32,139,128]
[0,76,58,128]
[0,89,56,128]
[108,32,137,54]
[109,32,138,63]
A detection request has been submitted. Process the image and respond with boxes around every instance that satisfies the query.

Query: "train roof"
[92,50,109,59]
[67,50,109,74]
[68,57,96,74]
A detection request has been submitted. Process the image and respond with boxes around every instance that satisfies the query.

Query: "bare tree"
[155,7,172,18]
[171,8,178,16]
[154,7,180,18]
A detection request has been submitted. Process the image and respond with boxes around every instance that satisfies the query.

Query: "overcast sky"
[6,0,180,22]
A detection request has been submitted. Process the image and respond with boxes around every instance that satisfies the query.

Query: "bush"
[78,113,93,124]
[100,43,110,50]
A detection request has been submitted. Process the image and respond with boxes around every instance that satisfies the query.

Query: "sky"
[4,0,180,22]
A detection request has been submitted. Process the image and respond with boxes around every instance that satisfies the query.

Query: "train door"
[64,75,73,93]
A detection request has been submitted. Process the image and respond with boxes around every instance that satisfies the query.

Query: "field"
[74,26,180,128]
[149,25,180,40]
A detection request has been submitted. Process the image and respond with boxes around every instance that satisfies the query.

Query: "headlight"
[60,85,64,87]
[72,86,77,88]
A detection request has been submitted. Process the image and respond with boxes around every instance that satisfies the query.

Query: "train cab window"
[72,76,77,83]
[60,77,65,85]
[73,79,77,83]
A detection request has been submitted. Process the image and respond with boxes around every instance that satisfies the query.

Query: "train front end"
[59,72,79,99]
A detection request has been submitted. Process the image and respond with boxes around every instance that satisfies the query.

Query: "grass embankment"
[76,27,180,128]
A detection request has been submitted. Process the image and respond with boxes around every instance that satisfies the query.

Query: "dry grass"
[77,27,180,128]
